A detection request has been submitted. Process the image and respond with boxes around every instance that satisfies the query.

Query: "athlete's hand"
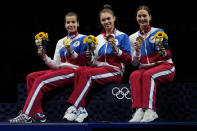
[65,45,73,54]
[63,38,73,54]
[108,37,119,53]
[134,42,141,54]
[37,48,46,58]
[86,50,92,61]
[159,46,167,56]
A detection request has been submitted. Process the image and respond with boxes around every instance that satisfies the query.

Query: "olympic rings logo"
[112,87,131,100]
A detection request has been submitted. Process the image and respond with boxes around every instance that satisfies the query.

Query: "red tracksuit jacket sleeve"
[117,50,132,65]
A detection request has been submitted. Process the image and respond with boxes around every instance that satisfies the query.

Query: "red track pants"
[22,67,75,117]
[129,62,175,111]
[67,66,122,108]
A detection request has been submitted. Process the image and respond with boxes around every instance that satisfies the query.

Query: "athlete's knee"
[76,67,84,71]
[26,72,36,81]
[143,71,152,79]
[75,67,89,74]
[129,70,142,81]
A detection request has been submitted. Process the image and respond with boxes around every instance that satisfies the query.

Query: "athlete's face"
[100,12,116,32]
[136,10,151,28]
[65,16,79,34]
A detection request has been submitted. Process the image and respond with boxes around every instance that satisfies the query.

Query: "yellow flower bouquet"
[154,31,168,56]
[83,35,98,45]
[154,31,168,42]
[34,32,49,49]
[83,35,98,56]
[83,35,98,54]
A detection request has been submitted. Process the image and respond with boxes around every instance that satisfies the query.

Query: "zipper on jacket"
[104,42,108,63]
[144,39,150,64]
[65,49,68,62]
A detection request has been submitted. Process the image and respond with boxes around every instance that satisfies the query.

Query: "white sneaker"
[129,108,144,122]
[9,114,32,123]
[63,106,78,121]
[141,109,158,122]
[75,107,88,123]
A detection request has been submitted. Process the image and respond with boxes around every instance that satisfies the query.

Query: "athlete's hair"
[136,5,152,16]
[99,4,115,17]
[65,12,79,22]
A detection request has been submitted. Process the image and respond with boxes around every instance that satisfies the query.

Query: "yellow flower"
[35,32,49,41]
[83,36,89,44]
[44,33,48,40]
[38,32,44,39]
[163,33,168,40]
[154,31,168,40]
[91,35,98,44]
[155,31,164,39]
[35,34,39,40]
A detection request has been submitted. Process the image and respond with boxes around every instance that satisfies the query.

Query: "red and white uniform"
[67,28,131,108]
[22,33,88,117]
[129,26,175,111]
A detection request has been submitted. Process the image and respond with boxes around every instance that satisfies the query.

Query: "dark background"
[0,0,196,102]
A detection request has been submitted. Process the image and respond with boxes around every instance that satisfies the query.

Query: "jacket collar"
[101,27,116,39]
[139,25,151,35]
[67,31,79,39]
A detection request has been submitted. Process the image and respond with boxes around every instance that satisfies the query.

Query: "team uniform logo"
[73,41,80,47]
[149,36,155,43]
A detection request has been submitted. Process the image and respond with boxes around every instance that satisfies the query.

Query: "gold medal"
[136,36,144,46]
[63,38,71,46]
